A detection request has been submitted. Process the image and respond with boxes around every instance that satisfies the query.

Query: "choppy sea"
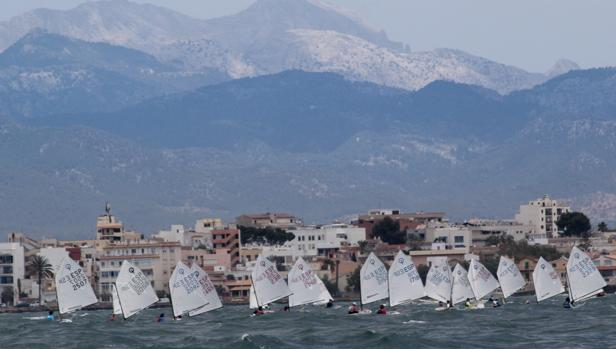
[1,294,615,349]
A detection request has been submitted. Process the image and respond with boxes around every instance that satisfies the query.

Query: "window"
[454,236,464,243]
[0,255,13,264]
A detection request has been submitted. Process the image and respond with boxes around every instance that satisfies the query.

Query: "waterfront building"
[97,241,181,300]
[0,243,25,306]
[356,209,445,239]
[515,195,571,239]
[236,212,301,229]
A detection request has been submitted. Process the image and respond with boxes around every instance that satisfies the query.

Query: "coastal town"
[1,195,615,310]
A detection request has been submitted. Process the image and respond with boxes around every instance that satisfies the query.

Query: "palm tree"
[28,255,54,305]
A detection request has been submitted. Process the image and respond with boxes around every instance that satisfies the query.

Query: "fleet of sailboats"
[49,245,608,322]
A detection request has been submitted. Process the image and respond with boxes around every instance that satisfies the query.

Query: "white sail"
[169,261,208,317]
[313,276,334,305]
[360,252,389,305]
[111,284,122,315]
[288,257,321,307]
[497,256,526,299]
[424,260,452,303]
[55,257,98,314]
[468,259,500,300]
[567,246,606,303]
[115,260,159,319]
[388,251,425,306]
[532,257,564,302]
[249,285,258,309]
[188,264,223,316]
[451,264,475,305]
[251,255,292,306]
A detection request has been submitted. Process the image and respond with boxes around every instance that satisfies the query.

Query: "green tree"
[345,266,361,292]
[372,217,406,244]
[556,212,591,237]
[27,255,54,305]
[239,226,295,246]
[321,259,335,271]
[484,235,501,246]
[1,288,13,305]
[598,222,608,232]
[491,235,562,261]
[321,275,338,296]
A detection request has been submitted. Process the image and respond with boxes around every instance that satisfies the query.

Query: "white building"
[425,223,472,250]
[464,219,534,245]
[515,195,571,239]
[38,247,70,272]
[0,243,25,305]
[258,224,366,261]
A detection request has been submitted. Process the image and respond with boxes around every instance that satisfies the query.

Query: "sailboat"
[187,263,223,317]
[566,246,606,305]
[451,263,474,306]
[169,261,211,318]
[312,276,334,306]
[532,257,564,303]
[497,256,526,300]
[55,257,98,316]
[114,260,159,319]
[467,259,500,307]
[424,259,452,305]
[359,252,389,310]
[388,251,425,307]
[251,255,292,308]
[111,284,122,316]
[288,257,323,307]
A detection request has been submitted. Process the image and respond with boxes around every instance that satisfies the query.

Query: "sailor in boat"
[563,297,572,309]
[253,306,265,316]
[47,310,55,321]
[348,302,359,314]
[173,315,183,321]
[464,298,472,308]
[376,304,387,315]
[446,300,452,309]
[326,300,334,308]
[283,306,290,312]
[488,296,501,307]
[156,313,165,322]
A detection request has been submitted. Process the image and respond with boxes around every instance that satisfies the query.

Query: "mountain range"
[0,0,614,239]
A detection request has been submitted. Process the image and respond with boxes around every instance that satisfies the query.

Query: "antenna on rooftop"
[105,201,112,223]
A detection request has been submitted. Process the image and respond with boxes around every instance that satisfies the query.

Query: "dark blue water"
[1,294,614,348]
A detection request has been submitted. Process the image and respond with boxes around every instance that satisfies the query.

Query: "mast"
[54,284,62,321]
[114,282,127,321]
[250,276,261,308]
[169,284,176,318]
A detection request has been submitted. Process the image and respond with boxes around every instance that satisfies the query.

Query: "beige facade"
[515,195,571,238]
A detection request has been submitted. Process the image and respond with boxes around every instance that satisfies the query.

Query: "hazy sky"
[2,0,615,72]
